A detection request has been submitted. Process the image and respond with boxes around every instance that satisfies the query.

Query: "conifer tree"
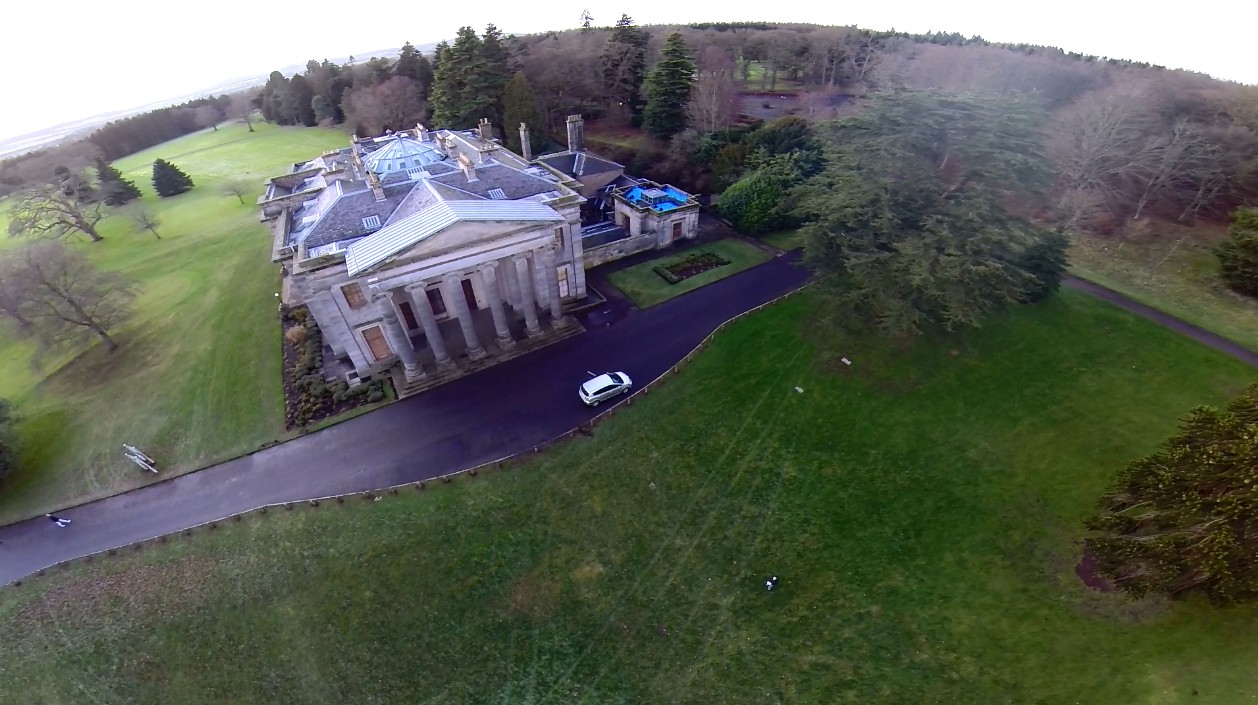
[642,32,695,139]
[431,27,490,128]
[600,14,648,122]
[480,24,513,132]
[95,158,141,206]
[395,41,424,81]
[152,159,194,197]
[1085,383,1258,604]
[1215,207,1258,298]
[502,72,546,155]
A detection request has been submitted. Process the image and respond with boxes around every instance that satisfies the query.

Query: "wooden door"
[672,221,683,241]
[361,325,391,361]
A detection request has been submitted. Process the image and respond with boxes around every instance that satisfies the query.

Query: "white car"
[579,372,633,406]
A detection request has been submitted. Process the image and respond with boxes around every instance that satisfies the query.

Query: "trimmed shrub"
[1216,207,1258,298]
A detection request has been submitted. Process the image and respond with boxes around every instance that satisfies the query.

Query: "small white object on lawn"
[841,357,852,365]
[794,386,804,394]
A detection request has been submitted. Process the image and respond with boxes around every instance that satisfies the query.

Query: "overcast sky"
[2,0,1254,143]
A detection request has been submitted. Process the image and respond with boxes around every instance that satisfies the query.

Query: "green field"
[607,238,772,308]
[1069,228,1258,352]
[3,290,1255,704]
[0,123,349,523]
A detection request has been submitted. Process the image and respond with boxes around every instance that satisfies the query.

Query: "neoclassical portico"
[346,242,572,386]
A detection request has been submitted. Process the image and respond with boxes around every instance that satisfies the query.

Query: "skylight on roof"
[488,188,507,200]
[362,215,381,230]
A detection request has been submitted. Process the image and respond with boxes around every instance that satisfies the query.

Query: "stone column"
[444,273,486,360]
[540,247,564,322]
[513,254,542,337]
[479,262,515,349]
[409,283,454,370]
[377,293,423,381]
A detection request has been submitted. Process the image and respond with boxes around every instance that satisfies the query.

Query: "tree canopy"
[1215,207,1258,298]
[600,14,648,122]
[431,26,496,129]
[797,92,1065,337]
[502,72,546,155]
[95,157,141,206]
[7,184,106,242]
[642,32,696,139]
[1085,384,1258,604]
[152,158,194,197]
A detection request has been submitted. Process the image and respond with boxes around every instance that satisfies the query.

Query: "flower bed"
[653,251,732,284]
[281,306,385,429]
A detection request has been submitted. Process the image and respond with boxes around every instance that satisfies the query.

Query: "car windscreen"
[608,373,624,384]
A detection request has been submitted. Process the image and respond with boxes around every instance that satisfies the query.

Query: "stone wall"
[582,233,659,268]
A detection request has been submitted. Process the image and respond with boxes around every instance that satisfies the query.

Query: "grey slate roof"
[345,200,566,276]
[299,181,417,249]
[430,162,561,201]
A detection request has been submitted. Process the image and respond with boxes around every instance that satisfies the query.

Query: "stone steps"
[391,318,585,399]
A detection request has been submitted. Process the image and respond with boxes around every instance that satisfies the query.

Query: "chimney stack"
[416,123,428,142]
[457,153,478,182]
[478,117,494,142]
[566,114,584,153]
[367,171,385,201]
[519,123,533,161]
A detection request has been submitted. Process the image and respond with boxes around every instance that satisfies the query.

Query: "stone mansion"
[260,116,699,393]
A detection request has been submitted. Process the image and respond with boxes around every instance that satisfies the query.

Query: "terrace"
[614,181,699,214]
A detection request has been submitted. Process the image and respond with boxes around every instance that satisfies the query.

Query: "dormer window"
[362,215,381,230]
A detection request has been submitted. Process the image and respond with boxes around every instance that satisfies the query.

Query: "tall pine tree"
[152,159,194,197]
[502,71,546,155]
[430,27,491,128]
[1085,383,1258,604]
[95,158,141,206]
[600,14,648,123]
[480,24,513,134]
[395,41,424,81]
[642,32,695,139]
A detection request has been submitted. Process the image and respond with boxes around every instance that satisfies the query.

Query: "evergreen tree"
[502,71,546,155]
[431,41,448,76]
[261,71,292,124]
[798,92,1061,338]
[395,41,423,80]
[414,54,434,102]
[152,159,194,197]
[1085,384,1258,604]
[1215,207,1258,298]
[600,14,648,122]
[642,32,696,139]
[288,75,317,126]
[480,24,513,132]
[311,95,337,124]
[94,157,141,206]
[431,27,491,128]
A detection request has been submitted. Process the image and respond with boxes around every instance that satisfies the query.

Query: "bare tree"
[194,105,224,132]
[4,241,137,353]
[227,90,259,132]
[129,205,162,239]
[1131,119,1224,221]
[0,258,36,336]
[7,185,106,242]
[220,179,253,204]
[687,46,738,132]
[342,76,427,136]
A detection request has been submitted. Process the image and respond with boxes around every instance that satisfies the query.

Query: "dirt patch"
[4,555,223,633]
[1075,551,1113,592]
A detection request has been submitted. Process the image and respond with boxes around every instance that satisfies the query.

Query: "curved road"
[0,253,810,585]
[2,262,1254,585]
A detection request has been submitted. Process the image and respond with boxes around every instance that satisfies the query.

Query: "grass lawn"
[607,238,772,308]
[0,123,349,523]
[1069,226,1258,352]
[759,227,806,251]
[2,290,1256,704]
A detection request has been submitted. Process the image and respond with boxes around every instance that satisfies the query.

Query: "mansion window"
[341,282,368,309]
[360,325,391,361]
[426,287,447,316]
[554,226,565,251]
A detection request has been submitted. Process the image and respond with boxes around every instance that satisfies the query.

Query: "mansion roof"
[267,125,581,265]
